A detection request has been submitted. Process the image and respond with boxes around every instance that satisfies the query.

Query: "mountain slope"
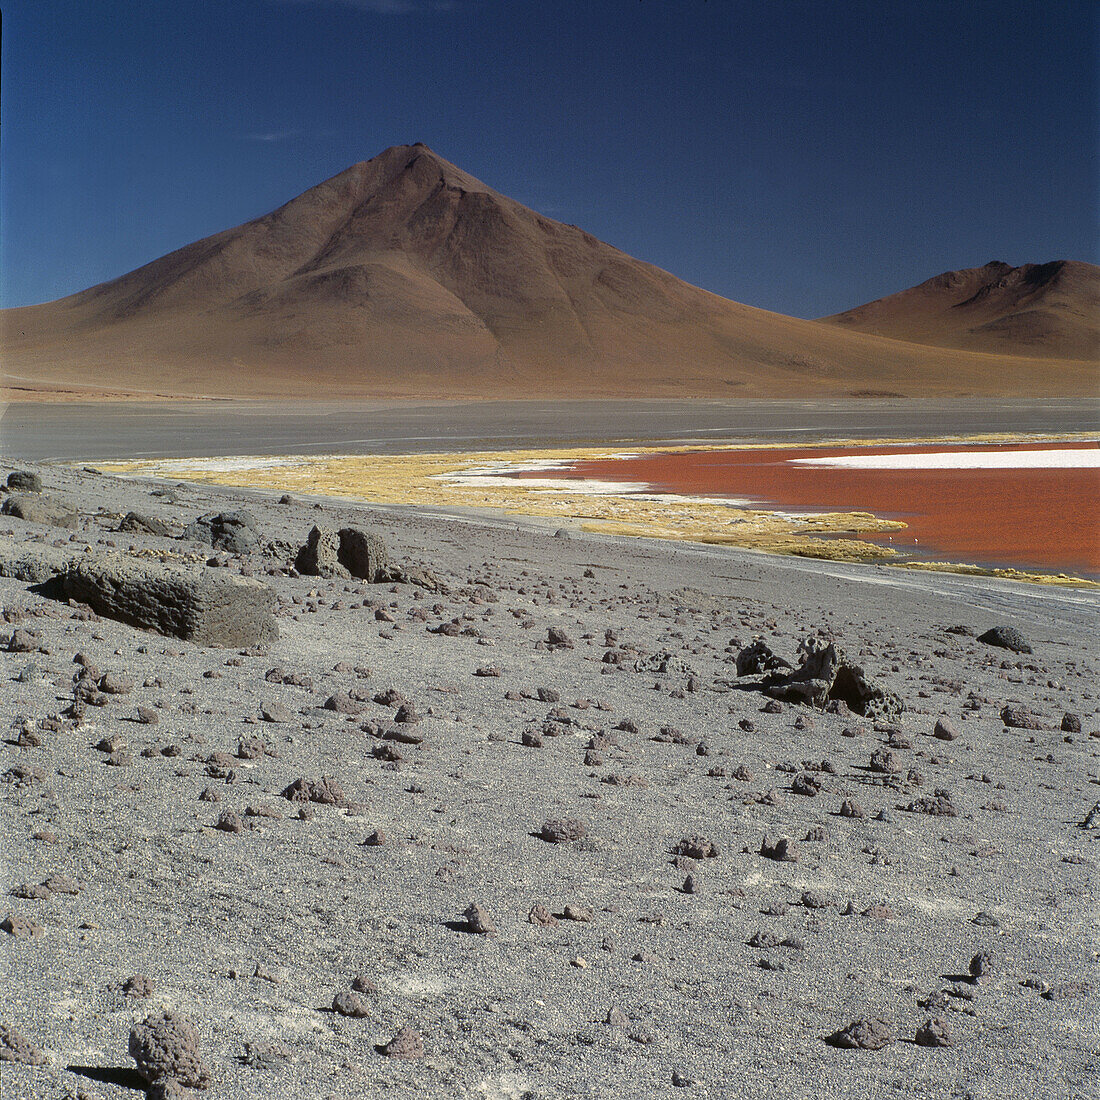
[821,260,1100,360]
[2,145,1096,400]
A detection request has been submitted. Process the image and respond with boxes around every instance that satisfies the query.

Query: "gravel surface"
[1,459,1097,1099]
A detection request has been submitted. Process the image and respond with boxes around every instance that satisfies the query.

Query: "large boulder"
[0,541,78,584]
[977,626,1032,654]
[1,493,79,528]
[6,471,43,493]
[183,510,258,554]
[62,553,278,646]
[294,526,343,577]
[336,527,389,581]
[762,637,903,720]
[119,512,172,537]
[294,525,389,581]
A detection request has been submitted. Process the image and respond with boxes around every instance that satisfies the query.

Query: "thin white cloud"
[241,129,302,143]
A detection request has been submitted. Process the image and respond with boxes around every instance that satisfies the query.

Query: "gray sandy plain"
[1,453,1098,1099]
[2,397,1098,461]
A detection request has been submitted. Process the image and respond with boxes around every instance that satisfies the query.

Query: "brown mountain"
[2,145,1095,400]
[821,260,1100,360]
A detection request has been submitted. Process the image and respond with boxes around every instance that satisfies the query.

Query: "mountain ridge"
[821,259,1099,360]
[3,145,1096,400]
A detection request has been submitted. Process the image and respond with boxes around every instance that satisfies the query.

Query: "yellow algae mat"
[98,435,1098,588]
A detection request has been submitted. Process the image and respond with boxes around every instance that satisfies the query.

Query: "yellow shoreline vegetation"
[96,432,1098,589]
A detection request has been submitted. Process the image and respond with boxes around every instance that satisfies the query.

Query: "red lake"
[515,441,1100,577]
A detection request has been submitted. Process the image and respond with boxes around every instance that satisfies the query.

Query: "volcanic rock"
[62,553,278,646]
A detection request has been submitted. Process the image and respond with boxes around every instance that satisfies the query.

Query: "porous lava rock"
[827,1016,895,1050]
[128,1011,211,1089]
[758,637,903,719]
[978,626,1032,654]
[184,510,259,554]
[119,512,172,536]
[1,493,79,528]
[295,525,389,581]
[379,1026,424,1059]
[62,553,278,647]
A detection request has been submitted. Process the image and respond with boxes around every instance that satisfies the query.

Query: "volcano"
[821,260,1099,360]
[2,145,1095,399]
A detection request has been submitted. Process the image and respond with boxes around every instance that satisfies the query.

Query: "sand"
[1,457,1097,1099]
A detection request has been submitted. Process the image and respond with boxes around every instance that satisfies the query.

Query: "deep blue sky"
[2,1,1096,316]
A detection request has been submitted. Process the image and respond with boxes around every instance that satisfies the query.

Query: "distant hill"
[2,145,1095,400]
[821,260,1100,360]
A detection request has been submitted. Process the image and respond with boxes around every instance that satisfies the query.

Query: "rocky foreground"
[0,462,1097,1099]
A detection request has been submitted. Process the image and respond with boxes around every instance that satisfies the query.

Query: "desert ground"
[1,450,1097,1099]
[3,397,1098,463]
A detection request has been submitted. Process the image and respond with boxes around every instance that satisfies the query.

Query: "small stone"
[870,749,901,773]
[324,692,364,715]
[546,627,574,649]
[1042,981,1089,1001]
[253,963,280,983]
[351,975,377,994]
[748,930,781,948]
[98,672,133,695]
[683,873,701,894]
[1061,712,1082,733]
[281,776,345,805]
[379,1025,424,1059]
[792,772,823,796]
[760,837,798,862]
[827,1016,895,1050]
[674,834,719,859]
[215,811,245,834]
[1,913,42,938]
[528,904,558,926]
[915,1018,954,1047]
[969,951,994,983]
[933,717,960,741]
[0,1022,48,1065]
[839,799,864,818]
[562,904,594,922]
[332,991,370,1018]
[463,902,496,935]
[1000,705,1045,730]
[540,818,587,843]
[260,701,293,723]
[41,874,79,895]
[903,790,958,817]
[128,1010,211,1088]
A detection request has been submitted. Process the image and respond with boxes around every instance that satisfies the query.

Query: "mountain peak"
[822,259,1099,359]
[3,148,1095,400]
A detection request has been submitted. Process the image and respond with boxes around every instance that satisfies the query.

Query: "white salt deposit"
[788,448,1099,470]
